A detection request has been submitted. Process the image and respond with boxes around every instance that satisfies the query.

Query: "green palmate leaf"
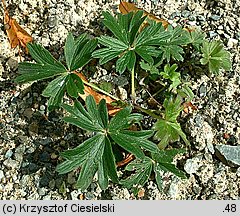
[76,135,105,190]
[27,43,66,68]
[110,132,145,159]
[58,95,157,190]
[108,107,132,131]
[102,11,129,44]
[153,96,190,149]
[64,32,97,71]
[58,97,116,190]
[64,32,75,68]
[42,75,68,111]
[183,29,206,50]
[62,99,103,132]
[93,11,166,74]
[71,38,98,71]
[16,33,95,110]
[16,63,67,83]
[158,26,188,62]
[120,149,186,193]
[200,40,231,74]
[177,83,194,101]
[152,149,186,190]
[160,64,181,90]
[140,61,159,74]
[16,43,66,83]
[120,157,152,193]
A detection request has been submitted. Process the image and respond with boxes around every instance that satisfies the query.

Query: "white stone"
[0,170,5,180]
[227,38,238,48]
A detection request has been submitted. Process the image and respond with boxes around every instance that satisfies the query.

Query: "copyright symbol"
[3,204,16,214]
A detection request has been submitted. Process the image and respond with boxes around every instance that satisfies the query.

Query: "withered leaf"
[183,101,197,114]
[2,0,33,52]
[74,72,121,116]
[119,1,169,29]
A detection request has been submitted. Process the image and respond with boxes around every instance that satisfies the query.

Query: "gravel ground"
[0,0,240,200]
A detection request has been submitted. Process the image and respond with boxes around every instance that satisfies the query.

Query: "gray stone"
[5,149,13,158]
[23,108,34,120]
[197,15,206,21]
[39,138,52,145]
[198,84,207,97]
[210,15,221,21]
[184,156,202,174]
[215,144,240,167]
[209,31,218,38]
[227,38,238,48]
[182,10,191,18]
[3,159,19,169]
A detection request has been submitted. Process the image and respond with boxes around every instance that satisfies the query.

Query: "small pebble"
[227,38,238,48]
[197,15,206,21]
[0,170,5,179]
[40,105,46,111]
[210,15,221,21]
[209,31,218,38]
[181,10,191,18]
[198,84,207,97]
[5,149,13,158]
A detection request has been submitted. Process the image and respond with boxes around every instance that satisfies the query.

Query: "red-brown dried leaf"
[2,0,33,52]
[119,1,169,28]
[183,101,197,113]
[74,72,121,116]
